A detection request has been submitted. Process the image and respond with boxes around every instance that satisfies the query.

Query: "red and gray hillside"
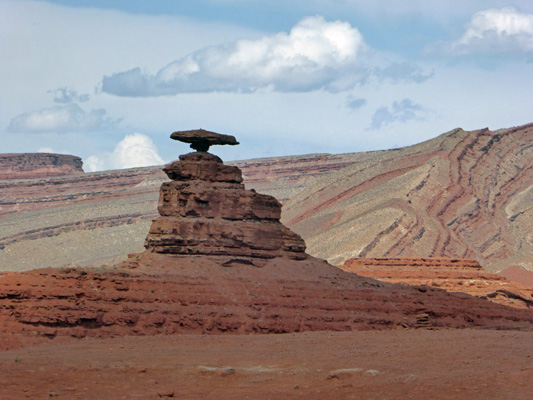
[284,124,533,273]
[0,124,531,275]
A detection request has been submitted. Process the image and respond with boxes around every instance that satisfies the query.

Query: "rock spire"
[144,130,306,260]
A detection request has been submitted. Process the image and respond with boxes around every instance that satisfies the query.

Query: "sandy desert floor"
[1,329,532,400]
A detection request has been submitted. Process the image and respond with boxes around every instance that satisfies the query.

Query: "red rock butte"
[144,151,306,261]
[1,131,533,351]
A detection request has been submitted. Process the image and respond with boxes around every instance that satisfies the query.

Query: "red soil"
[1,330,532,400]
[500,265,533,288]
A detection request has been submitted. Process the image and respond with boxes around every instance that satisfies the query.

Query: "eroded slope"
[283,124,533,272]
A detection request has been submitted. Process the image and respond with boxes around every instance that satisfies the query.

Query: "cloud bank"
[7,103,118,133]
[452,7,533,55]
[102,16,366,96]
[373,62,434,83]
[50,87,90,104]
[346,96,366,110]
[7,87,119,134]
[84,133,165,172]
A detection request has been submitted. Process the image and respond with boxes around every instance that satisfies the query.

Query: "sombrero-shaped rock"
[171,129,239,152]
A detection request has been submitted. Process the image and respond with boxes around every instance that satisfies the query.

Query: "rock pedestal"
[144,152,307,260]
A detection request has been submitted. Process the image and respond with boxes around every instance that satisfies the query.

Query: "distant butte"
[170,129,239,152]
[0,153,84,180]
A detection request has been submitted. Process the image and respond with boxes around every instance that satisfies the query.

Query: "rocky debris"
[0,153,84,180]
[171,129,239,152]
[326,368,364,380]
[341,257,533,309]
[157,390,175,398]
[145,151,307,260]
[416,313,431,329]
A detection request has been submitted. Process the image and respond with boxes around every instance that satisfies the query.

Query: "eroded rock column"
[144,151,306,260]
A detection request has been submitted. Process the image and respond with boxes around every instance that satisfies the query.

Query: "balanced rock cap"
[170,129,239,152]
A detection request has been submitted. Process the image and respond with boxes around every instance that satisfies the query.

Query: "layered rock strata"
[341,257,533,309]
[2,253,533,351]
[1,123,532,274]
[144,152,306,260]
[284,123,533,272]
[0,153,84,180]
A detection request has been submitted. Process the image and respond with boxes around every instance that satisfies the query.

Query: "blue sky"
[1,0,532,171]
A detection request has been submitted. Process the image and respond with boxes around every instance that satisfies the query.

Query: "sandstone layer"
[341,257,533,309]
[2,253,533,352]
[144,151,306,260]
[284,124,533,273]
[0,153,83,179]
[171,129,239,152]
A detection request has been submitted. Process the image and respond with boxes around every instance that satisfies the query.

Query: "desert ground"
[1,329,532,400]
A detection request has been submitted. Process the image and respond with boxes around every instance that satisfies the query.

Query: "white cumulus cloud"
[452,7,533,55]
[84,133,165,172]
[111,133,165,169]
[84,155,107,173]
[102,16,366,96]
